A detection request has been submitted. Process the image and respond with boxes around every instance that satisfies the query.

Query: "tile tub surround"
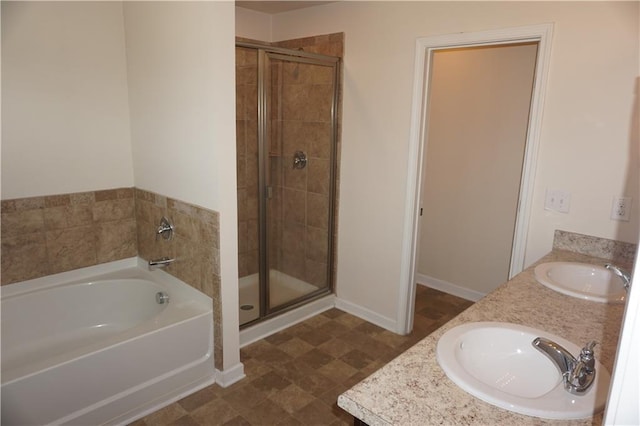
[135,188,223,370]
[1,187,223,371]
[1,188,137,285]
[338,249,626,425]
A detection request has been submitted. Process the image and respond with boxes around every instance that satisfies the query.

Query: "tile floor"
[130,285,473,426]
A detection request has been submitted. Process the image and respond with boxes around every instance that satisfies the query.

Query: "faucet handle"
[578,341,597,372]
[582,340,597,353]
[580,341,596,357]
[156,216,174,241]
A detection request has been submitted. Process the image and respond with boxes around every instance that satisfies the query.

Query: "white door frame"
[396,24,554,334]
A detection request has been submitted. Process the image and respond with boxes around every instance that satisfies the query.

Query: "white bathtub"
[1,257,216,426]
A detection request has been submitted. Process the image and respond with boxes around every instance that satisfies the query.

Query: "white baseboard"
[239,294,336,347]
[215,363,245,388]
[334,297,397,333]
[416,273,484,302]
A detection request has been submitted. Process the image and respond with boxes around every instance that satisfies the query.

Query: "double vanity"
[338,233,632,425]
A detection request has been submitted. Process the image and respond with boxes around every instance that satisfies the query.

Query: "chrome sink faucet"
[605,263,631,291]
[532,337,597,395]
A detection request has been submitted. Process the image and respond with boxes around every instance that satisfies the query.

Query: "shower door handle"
[293,151,307,169]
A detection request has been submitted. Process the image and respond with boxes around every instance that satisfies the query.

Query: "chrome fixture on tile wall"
[293,151,307,169]
[156,216,174,241]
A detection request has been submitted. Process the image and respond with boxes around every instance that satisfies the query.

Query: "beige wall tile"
[283,189,305,224]
[1,233,50,284]
[1,209,45,236]
[93,198,135,223]
[307,159,330,195]
[307,193,329,229]
[44,204,93,230]
[306,227,328,263]
[13,196,45,211]
[96,219,137,263]
[46,226,97,274]
[45,194,71,208]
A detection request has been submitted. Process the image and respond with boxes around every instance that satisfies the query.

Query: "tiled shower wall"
[236,46,259,279]
[235,33,343,289]
[1,187,224,370]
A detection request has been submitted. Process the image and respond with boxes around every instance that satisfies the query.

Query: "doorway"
[417,42,538,299]
[398,24,554,334]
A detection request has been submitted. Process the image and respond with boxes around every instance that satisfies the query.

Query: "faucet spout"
[605,263,631,291]
[532,337,575,375]
[148,257,175,269]
[532,337,597,395]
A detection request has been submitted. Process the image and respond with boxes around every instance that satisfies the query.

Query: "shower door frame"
[237,42,341,326]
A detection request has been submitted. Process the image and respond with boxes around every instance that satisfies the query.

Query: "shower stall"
[236,40,341,327]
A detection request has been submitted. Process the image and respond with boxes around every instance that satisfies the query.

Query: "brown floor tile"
[276,336,315,357]
[292,400,341,425]
[190,399,239,426]
[142,403,187,426]
[294,348,334,369]
[240,399,291,425]
[221,416,252,426]
[249,371,292,395]
[168,415,201,426]
[316,337,354,359]
[221,382,268,413]
[266,383,316,414]
[132,285,472,426]
[178,385,221,412]
[317,359,359,384]
[296,328,333,346]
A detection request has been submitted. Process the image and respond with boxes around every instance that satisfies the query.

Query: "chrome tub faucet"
[148,257,175,269]
[532,337,597,395]
[605,263,631,291]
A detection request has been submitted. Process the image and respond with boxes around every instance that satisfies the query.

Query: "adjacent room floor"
[130,286,474,426]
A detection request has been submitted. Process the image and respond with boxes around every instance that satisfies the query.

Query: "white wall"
[235,6,272,41]
[123,1,240,373]
[1,1,133,199]
[269,1,639,327]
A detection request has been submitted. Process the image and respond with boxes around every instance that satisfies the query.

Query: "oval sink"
[534,262,626,304]
[437,322,611,420]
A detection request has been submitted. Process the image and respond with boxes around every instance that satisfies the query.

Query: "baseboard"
[239,294,336,347]
[215,363,245,388]
[416,273,484,302]
[334,297,397,333]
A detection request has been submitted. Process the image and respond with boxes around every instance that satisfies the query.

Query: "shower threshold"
[239,270,324,325]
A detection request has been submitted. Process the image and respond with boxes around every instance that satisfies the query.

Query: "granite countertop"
[338,250,627,426]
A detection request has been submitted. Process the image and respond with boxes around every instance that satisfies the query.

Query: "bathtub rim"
[2,257,174,298]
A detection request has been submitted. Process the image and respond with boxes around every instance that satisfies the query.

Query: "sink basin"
[534,262,626,304]
[437,322,611,419]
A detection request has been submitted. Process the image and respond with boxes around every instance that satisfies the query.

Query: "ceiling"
[236,1,336,14]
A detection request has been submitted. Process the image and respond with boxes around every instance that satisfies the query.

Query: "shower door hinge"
[420,207,423,216]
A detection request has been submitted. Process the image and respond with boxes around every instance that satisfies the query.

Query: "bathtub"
[1,257,216,425]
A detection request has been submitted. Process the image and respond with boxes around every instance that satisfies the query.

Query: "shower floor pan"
[239,270,320,325]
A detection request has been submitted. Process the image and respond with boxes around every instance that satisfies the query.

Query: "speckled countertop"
[338,250,627,426]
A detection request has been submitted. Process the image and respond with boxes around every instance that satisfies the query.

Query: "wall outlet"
[544,189,571,213]
[611,197,632,221]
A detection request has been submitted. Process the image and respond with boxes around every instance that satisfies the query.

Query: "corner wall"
[123,1,241,381]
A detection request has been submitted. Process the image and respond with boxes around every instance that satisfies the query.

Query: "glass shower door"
[261,52,338,315]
